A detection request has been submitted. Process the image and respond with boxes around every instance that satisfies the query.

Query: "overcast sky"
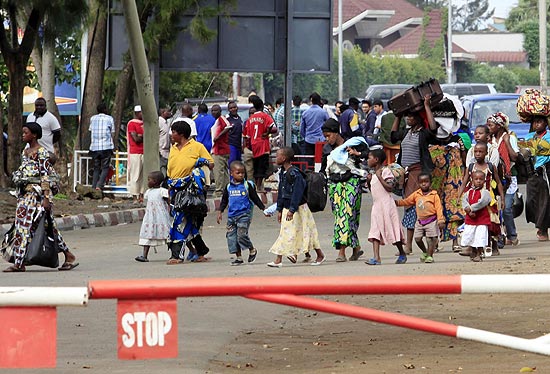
[488,0,518,18]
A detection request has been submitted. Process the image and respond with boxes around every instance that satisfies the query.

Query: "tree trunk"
[0,99,6,187]
[79,0,108,151]
[6,62,27,175]
[112,59,134,151]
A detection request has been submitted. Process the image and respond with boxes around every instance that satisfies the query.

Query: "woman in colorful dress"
[166,120,214,264]
[524,115,550,241]
[429,128,466,251]
[320,118,368,262]
[5,122,78,272]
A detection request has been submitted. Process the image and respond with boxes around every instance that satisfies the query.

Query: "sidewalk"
[0,191,279,235]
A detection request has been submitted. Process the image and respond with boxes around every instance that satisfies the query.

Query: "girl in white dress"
[135,171,171,262]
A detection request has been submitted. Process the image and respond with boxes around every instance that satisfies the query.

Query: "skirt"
[460,224,489,248]
[328,177,362,249]
[269,205,320,256]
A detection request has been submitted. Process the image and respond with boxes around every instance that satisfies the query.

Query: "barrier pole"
[246,293,458,336]
[247,293,550,356]
[88,275,463,299]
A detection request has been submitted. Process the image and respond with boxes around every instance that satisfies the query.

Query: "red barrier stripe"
[88,276,462,299]
[247,293,459,337]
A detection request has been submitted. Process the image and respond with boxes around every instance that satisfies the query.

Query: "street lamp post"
[447,0,453,84]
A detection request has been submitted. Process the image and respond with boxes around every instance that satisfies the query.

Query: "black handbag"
[512,191,524,219]
[173,182,207,217]
[24,213,60,268]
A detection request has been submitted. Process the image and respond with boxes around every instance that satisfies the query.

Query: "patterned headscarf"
[486,112,509,130]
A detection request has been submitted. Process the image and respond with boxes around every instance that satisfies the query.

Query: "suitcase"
[388,78,443,116]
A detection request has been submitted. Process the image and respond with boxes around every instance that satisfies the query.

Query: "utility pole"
[284,0,294,147]
[540,0,548,93]
[121,0,159,190]
[447,0,453,84]
[338,0,343,100]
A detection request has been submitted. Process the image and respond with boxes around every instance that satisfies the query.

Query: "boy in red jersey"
[243,96,277,191]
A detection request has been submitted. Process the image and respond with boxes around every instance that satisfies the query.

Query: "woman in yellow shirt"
[166,120,214,264]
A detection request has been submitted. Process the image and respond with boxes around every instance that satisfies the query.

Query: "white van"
[440,83,497,98]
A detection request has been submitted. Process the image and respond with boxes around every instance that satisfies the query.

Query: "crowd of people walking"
[3,89,550,272]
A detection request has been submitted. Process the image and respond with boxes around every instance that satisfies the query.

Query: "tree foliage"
[264,48,446,104]
[456,63,540,92]
[506,0,550,68]
[452,0,494,31]
[405,0,445,9]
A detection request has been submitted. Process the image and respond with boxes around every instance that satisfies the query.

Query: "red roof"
[474,51,528,63]
[333,0,423,29]
[382,9,464,55]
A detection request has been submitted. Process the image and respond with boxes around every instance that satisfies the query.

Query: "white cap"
[134,105,142,112]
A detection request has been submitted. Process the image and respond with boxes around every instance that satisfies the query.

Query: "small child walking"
[267,147,325,267]
[458,141,505,256]
[217,161,265,265]
[395,173,444,263]
[364,149,407,265]
[135,171,171,262]
[461,170,492,262]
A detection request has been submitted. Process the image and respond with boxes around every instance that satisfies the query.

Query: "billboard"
[23,81,80,116]
[107,0,332,74]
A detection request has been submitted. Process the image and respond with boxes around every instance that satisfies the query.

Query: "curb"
[0,192,278,235]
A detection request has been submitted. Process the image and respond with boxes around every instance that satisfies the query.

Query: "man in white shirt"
[26,97,61,155]
[158,107,172,176]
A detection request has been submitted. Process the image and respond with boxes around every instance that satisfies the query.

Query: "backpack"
[385,163,405,196]
[292,167,328,213]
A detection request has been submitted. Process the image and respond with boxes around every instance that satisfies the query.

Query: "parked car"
[441,83,497,98]
[461,93,530,140]
[364,84,412,110]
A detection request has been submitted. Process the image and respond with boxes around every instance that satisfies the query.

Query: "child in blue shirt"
[217,161,265,265]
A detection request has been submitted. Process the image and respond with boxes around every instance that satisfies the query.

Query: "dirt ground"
[0,187,140,225]
[210,254,550,374]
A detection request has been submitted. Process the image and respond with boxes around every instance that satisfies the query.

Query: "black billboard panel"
[107,0,332,73]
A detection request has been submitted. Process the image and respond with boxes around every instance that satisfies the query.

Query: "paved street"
[1,187,549,373]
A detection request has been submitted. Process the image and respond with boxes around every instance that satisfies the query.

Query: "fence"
[73,150,129,194]
[2,274,550,368]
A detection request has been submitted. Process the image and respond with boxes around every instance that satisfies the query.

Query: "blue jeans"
[228,145,242,168]
[226,212,253,254]
[503,192,517,240]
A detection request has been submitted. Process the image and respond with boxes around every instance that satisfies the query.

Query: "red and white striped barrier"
[2,275,550,368]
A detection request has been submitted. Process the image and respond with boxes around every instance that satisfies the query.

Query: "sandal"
[349,250,364,261]
[335,256,347,262]
[286,255,297,264]
[3,265,25,273]
[537,231,549,241]
[58,262,79,271]
[365,258,381,265]
[166,258,183,265]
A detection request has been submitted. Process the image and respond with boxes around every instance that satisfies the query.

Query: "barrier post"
[314,141,325,172]
[0,307,57,368]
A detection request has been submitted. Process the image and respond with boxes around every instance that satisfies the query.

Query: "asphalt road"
[1,187,548,373]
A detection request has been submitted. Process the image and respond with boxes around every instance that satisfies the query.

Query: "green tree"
[452,0,494,31]
[405,0,445,9]
[0,1,44,176]
[506,0,550,68]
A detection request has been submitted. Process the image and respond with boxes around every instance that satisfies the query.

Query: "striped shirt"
[89,113,114,151]
[400,130,421,167]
